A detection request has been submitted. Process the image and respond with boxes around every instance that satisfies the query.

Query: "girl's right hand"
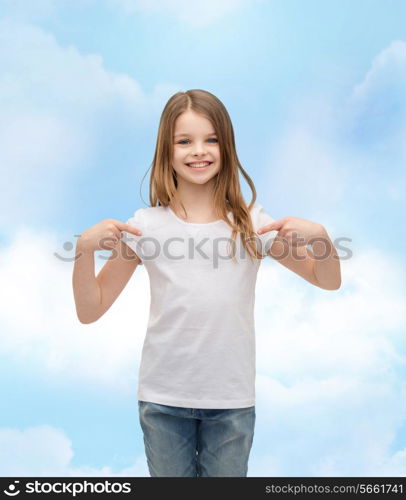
[77,219,142,253]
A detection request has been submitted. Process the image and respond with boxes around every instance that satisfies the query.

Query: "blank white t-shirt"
[121,202,277,409]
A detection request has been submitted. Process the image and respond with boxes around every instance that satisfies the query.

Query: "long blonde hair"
[142,89,267,264]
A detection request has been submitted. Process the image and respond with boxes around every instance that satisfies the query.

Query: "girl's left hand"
[257,217,326,247]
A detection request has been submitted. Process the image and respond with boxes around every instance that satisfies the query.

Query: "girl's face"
[172,110,221,186]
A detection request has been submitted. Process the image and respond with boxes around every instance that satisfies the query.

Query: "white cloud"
[263,40,406,223]
[252,374,406,476]
[350,40,406,105]
[345,40,406,163]
[0,17,145,124]
[0,226,151,393]
[256,250,406,383]
[251,252,406,476]
[0,425,149,476]
[0,17,178,232]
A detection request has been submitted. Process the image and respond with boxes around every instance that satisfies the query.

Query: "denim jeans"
[138,400,256,477]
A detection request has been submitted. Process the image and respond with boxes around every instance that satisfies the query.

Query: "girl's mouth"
[185,161,213,171]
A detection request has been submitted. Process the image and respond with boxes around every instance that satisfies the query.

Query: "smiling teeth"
[187,162,211,168]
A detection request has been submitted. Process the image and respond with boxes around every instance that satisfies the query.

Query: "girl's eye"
[177,138,218,145]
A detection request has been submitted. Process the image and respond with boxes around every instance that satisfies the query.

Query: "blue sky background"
[1,0,406,476]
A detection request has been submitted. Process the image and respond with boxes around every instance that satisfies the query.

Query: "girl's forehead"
[175,110,212,128]
[174,120,215,138]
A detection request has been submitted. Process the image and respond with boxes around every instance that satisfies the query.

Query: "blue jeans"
[138,400,256,477]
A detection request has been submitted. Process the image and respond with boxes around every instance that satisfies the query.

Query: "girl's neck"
[171,182,215,212]
[169,186,221,223]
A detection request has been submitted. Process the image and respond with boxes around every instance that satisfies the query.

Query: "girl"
[72,89,341,477]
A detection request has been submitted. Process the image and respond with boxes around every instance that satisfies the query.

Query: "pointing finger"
[257,223,278,235]
[257,218,285,235]
[117,222,142,236]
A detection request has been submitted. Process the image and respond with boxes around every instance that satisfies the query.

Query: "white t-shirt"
[121,202,277,409]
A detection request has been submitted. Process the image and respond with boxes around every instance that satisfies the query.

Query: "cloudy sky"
[1,0,406,477]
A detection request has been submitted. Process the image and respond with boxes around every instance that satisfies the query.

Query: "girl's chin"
[177,172,218,184]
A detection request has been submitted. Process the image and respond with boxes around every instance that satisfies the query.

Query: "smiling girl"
[72,89,341,477]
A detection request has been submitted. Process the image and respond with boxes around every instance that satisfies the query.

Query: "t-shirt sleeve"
[251,203,279,254]
[121,208,145,265]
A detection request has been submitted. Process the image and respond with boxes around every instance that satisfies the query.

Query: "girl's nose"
[192,142,207,155]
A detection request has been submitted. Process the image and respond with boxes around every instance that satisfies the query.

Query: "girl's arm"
[72,244,102,324]
[72,239,141,324]
[72,219,142,323]
[258,216,341,290]
[95,240,141,320]
[268,239,322,288]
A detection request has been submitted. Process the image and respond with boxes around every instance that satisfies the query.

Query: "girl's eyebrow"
[174,132,217,138]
